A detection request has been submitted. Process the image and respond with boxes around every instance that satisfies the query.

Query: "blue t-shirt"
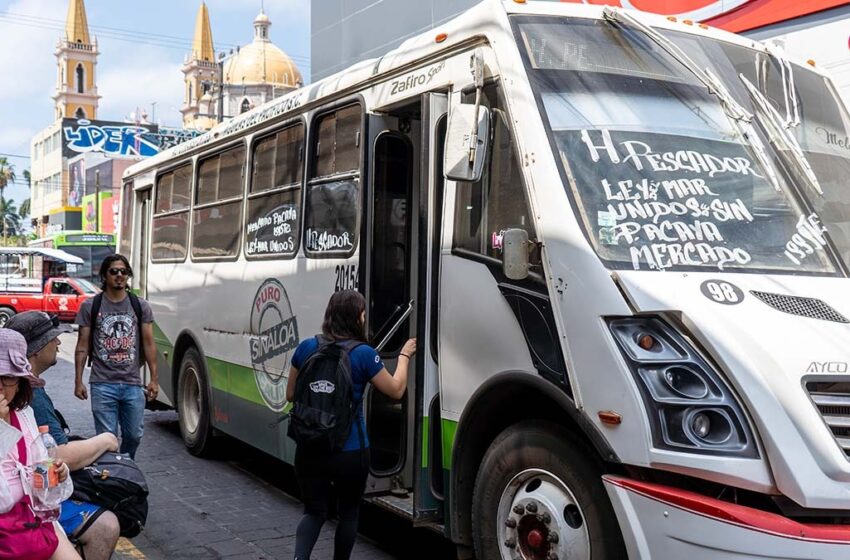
[291,337,384,452]
[30,387,69,445]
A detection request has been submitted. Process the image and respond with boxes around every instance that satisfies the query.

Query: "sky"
[0,0,311,206]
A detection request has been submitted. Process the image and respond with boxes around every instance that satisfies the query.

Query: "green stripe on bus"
[421,418,429,468]
[151,322,173,366]
[442,419,457,470]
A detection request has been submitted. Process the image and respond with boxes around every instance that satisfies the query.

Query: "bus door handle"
[375,299,415,353]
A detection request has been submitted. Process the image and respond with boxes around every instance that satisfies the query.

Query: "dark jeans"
[91,382,145,459]
[293,447,370,560]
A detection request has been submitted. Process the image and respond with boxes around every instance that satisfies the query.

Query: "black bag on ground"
[287,336,364,453]
[70,452,149,538]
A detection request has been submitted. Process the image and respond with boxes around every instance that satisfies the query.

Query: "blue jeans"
[91,383,145,459]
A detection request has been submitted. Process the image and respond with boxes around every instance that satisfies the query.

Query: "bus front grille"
[750,291,849,323]
[807,384,850,459]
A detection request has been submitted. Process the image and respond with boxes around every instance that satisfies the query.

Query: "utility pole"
[151,101,157,125]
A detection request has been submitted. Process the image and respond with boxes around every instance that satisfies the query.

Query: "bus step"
[367,493,414,520]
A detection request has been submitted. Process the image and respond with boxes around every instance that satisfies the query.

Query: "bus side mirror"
[502,228,530,281]
[444,104,490,183]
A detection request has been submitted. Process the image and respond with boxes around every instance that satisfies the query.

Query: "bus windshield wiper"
[764,43,801,129]
[601,7,783,192]
[739,74,823,196]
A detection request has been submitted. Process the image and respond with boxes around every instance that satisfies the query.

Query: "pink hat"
[0,329,35,379]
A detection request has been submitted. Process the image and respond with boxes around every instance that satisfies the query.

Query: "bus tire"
[472,420,626,560]
[0,307,15,328]
[177,347,216,457]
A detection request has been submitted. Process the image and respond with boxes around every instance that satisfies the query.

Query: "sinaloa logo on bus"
[249,279,299,412]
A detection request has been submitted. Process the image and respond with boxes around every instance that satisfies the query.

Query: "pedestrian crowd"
[0,253,414,560]
[0,254,155,560]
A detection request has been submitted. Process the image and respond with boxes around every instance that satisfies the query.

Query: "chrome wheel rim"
[180,366,201,435]
[497,468,590,560]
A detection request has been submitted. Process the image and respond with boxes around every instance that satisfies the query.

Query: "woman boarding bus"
[121,1,850,558]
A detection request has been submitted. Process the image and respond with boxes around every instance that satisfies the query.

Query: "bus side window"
[246,123,304,258]
[152,164,192,261]
[453,84,539,267]
[192,145,246,259]
[305,104,362,258]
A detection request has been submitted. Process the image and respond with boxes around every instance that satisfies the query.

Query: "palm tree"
[19,170,31,230]
[19,198,30,221]
[0,158,16,243]
[0,199,21,240]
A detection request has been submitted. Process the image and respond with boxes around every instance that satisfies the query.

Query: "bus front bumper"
[603,475,850,559]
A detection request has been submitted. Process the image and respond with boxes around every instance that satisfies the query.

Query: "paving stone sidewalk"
[48,333,400,560]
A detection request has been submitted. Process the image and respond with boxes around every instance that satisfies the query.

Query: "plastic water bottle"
[31,426,61,522]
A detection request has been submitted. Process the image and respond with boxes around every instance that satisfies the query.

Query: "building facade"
[311,0,850,82]
[30,0,202,237]
[182,3,303,131]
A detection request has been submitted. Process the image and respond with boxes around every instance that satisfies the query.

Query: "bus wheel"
[177,348,215,456]
[0,307,15,328]
[472,421,626,560]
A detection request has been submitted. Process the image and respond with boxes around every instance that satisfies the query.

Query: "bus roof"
[0,247,85,265]
[123,0,821,181]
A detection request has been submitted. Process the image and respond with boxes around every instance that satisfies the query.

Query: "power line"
[0,153,30,160]
[0,10,311,66]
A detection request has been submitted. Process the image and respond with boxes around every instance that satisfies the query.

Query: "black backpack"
[287,336,364,453]
[70,452,149,538]
[87,292,145,367]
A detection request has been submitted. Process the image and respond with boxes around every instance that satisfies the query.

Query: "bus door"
[132,187,154,393]
[412,92,448,525]
[133,188,152,298]
[362,108,420,498]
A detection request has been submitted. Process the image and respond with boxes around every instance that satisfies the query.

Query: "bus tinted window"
[197,145,246,205]
[153,164,192,261]
[155,174,172,214]
[251,125,303,193]
[314,105,361,177]
[305,180,359,255]
[192,201,242,258]
[454,86,537,261]
[246,124,304,258]
[192,145,246,259]
[152,213,190,261]
[172,165,192,210]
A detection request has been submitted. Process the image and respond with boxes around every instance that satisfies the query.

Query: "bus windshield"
[514,16,844,275]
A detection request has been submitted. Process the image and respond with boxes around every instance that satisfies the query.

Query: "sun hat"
[6,311,73,357]
[0,329,36,379]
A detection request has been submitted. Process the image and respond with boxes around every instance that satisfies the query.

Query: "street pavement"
[46,333,451,560]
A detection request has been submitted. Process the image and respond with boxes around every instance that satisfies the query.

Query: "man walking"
[7,310,121,560]
[75,254,158,459]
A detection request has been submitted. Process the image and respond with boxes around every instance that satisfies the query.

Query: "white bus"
[121,1,850,557]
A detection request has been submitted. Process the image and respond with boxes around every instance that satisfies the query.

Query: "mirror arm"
[468,88,482,163]
[468,49,486,163]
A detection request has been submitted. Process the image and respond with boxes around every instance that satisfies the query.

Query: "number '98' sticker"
[700,280,744,305]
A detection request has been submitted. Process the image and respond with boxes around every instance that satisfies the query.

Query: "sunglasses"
[0,376,19,388]
[108,268,130,277]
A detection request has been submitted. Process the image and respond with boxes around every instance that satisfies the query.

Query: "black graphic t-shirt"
[76,295,154,385]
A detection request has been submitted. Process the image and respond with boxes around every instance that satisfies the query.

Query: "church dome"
[223,10,302,88]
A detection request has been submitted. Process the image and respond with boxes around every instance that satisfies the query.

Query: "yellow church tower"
[53,0,100,120]
[181,3,219,131]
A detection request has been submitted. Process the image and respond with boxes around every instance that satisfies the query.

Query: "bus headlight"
[608,317,758,458]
